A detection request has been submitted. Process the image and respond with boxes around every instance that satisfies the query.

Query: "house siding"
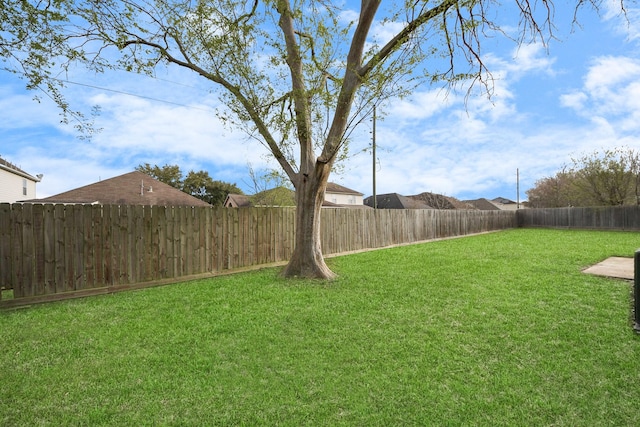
[0,168,38,203]
[326,193,363,205]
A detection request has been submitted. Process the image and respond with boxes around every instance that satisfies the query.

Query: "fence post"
[635,249,640,333]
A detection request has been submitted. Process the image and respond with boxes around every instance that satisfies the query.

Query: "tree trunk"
[281,165,336,279]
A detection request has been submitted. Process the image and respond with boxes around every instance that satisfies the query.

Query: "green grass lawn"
[2,228,640,426]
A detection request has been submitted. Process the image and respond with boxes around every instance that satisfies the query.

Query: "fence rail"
[0,204,516,304]
[516,205,640,230]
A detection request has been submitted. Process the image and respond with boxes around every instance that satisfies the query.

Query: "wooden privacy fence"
[0,203,516,304]
[516,205,640,230]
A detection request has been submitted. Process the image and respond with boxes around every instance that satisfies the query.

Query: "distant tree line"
[136,164,243,206]
[526,147,640,208]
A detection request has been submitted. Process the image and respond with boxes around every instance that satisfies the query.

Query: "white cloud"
[87,93,271,166]
[603,0,640,41]
[388,89,454,120]
[4,2,640,203]
[3,84,273,197]
[384,43,549,126]
[339,9,359,26]
[583,56,640,93]
[485,43,555,78]
[559,91,588,111]
[452,43,556,123]
[561,56,640,133]
[341,36,640,200]
[369,20,406,47]
[0,89,69,132]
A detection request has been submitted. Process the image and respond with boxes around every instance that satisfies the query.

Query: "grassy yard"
[2,228,640,426]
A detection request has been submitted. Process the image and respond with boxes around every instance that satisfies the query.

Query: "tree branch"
[233,0,260,26]
[359,0,458,78]
[276,0,314,175]
[318,0,381,164]
[119,35,298,182]
[294,30,340,82]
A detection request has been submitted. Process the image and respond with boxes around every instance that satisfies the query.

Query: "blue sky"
[1,1,639,202]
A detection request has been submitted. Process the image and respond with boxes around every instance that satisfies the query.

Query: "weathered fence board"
[0,203,517,303]
[10,205,23,297]
[0,204,10,291]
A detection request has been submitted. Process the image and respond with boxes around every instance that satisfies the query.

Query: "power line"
[52,77,216,113]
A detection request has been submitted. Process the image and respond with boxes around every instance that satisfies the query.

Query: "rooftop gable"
[224,193,251,208]
[0,157,41,182]
[463,198,501,210]
[325,182,363,196]
[364,193,432,209]
[32,171,211,206]
[407,192,470,210]
[492,197,516,204]
[224,187,296,208]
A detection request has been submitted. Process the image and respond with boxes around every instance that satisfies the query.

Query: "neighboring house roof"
[325,182,363,196]
[407,192,471,210]
[0,157,42,182]
[364,193,432,209]
[224,187,296,208]
[324,182,367,208]
[492,197,516,205]
[365,192,511,210]
[491,197,523,210]
[252,186,296,207]
[463,198,502,210]
[225,182,368,208]
[28,171,211,206]
[224,193,251,208]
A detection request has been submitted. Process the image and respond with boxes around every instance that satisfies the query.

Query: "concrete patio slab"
[583,257,634,280]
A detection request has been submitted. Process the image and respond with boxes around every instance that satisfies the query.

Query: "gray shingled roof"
[30,171,211,206]
[462,198,501,210]
[364,193,432,209]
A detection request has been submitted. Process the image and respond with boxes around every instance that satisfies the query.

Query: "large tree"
[526,167,578,208]
[0,0,617,278]
[136,163,184,189]
[570,147,640,206]
[182,170,246,206]
[526,147,640,207]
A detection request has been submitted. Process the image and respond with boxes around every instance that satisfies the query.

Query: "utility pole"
[516,168,520,210]
[372,105,377,209]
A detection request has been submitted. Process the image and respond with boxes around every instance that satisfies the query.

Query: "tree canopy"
[526,147,640,208]
[136,163,243,206]
[1,0,622,278]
